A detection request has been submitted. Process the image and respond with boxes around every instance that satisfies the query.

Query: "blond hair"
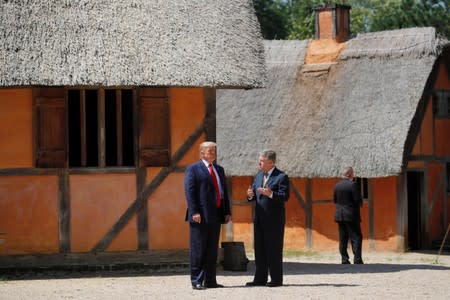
[199,141,217,158]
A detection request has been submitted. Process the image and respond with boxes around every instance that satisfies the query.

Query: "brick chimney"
[303,4,350,65]
[314,4,351,43]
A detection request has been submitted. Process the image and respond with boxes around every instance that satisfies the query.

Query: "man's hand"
[247,186,254,199]
[192,213,201,223]
[224,215,231,224]
[257,186,272,197]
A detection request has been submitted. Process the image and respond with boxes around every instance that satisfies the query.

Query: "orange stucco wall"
[228,176,253,250]
[434,119,450,155]
[311,178,369,251]
[433,62,450,156]
[312,178,336,200]
[286,178,308,249]
[312,203,338,250]
[0,87,208,256]
[409,61,449,246]
[427,162,446,242]
[0,176,59,255]
[304,39,346,64]
[70,173,138,253]
[170,88,206,167]
[412,97,434,156]
[229,176,308,251]
[285,179,306,249]
[372,177,397,251]
[145,87,207,249]
[0,89,33,167]
[230,176,397,251]
[147,173,189,249]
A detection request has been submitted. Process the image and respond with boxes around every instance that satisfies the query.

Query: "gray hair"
[341,166,354,178]
[260,149,276,163]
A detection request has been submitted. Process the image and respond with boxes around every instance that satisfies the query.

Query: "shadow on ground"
[2,258,449,281]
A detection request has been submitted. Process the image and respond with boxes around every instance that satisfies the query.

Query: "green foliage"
[370,0,450,38]
[253,0,450,40]
[253,0,290,39]
[286,0,325,40]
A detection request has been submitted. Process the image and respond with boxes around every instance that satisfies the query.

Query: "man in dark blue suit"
[333,166,364,264]
[246,150,289,287]
[184,141,231,290]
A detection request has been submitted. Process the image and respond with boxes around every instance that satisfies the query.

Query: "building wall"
[0,89,33,167]
[409,61,450,245]
[371,177,397,251]
[228,175,398,252]
[0,87,208,256]
[0,175,59,254]
[70,173,138,252]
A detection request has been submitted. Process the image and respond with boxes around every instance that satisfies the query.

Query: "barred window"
[34,88,170,168]
[68,89,134,167]
[433,90,450,118]
[356,177,368,200]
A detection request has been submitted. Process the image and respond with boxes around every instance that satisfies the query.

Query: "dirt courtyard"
[1,251,449,300]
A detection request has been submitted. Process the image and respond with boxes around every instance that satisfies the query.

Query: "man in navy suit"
[333,166,364,264]
[246,150,289,287]
[184,141,231,290]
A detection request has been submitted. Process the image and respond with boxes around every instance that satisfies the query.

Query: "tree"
[370,0,450,38]
[253,0,290,39]
[286,0,325,40]
[253,0,450,40]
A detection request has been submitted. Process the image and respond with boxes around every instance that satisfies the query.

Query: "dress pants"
[189,221,221,286]
[253,217,284,284]
[338,221,363,263]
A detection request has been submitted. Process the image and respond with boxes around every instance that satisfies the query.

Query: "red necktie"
[208,164,221,207]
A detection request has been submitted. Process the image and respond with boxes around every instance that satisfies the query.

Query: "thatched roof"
[0,0,265,88]
[217,27,449,178]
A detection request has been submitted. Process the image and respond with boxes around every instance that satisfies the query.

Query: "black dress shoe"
[342,260,351,264]
[204,283,224,288]
[266,282,282,287]
[245,281,266,287]
[192,283,205,290]
[354,260,364,264]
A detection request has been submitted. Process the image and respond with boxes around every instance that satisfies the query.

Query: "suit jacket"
[333,178,362,222]
[248,167,289,224]
[184,160,231,224]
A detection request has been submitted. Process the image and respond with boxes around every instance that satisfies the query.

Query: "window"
[34,87,170,168]
[356,177,369,200]
[67,89,134,167]
[433,90,450,117]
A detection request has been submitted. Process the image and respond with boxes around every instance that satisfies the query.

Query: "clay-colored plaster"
[304,39,346,64]
[0,176,59,254]
[0,89,33,167]
[70,173,137,252]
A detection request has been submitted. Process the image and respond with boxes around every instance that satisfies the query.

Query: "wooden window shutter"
[139,90,170,166]
[35,96,67,168]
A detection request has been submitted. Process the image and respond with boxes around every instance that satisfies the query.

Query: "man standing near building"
[333,166,364,264]
[246,150,289,287]
[184,141,231,289]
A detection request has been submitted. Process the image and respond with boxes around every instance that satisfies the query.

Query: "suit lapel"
[199,161,212,181]
[266,168,279,187]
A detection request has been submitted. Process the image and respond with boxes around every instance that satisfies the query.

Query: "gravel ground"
[1,251,449,300]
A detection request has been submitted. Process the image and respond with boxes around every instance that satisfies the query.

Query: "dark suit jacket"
[248,167,289,224]
[184,160,231,224]
[333,178,363,222]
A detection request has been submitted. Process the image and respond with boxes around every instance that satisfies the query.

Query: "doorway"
[407,171,424,250]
